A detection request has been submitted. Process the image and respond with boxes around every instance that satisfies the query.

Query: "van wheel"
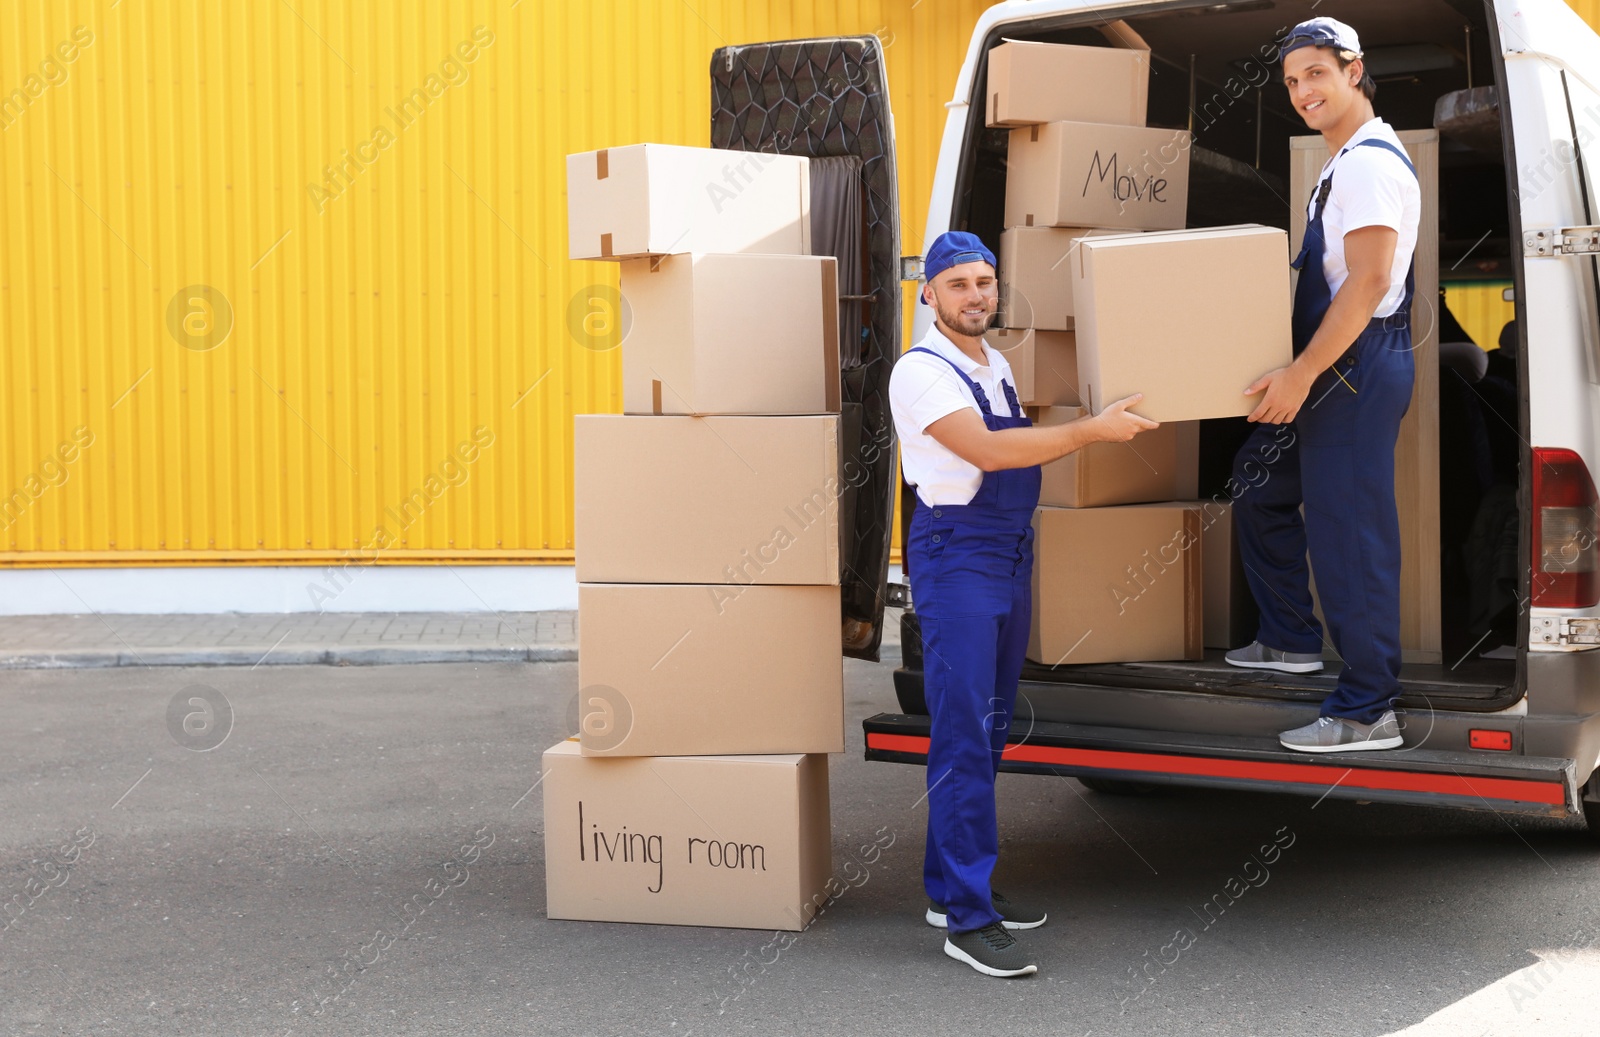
[1079,777,1164,796]
[892,668,928,715]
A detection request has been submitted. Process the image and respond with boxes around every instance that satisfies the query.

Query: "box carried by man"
[1071,225,1294,422]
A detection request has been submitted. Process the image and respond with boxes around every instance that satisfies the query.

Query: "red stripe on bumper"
[866,732,1566,806]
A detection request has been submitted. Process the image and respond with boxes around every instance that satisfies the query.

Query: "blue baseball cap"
[920,231,997,305]
[1282,17,1363,58]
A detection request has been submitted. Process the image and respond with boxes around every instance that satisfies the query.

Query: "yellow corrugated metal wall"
[0,0,987,567]
[0,2,1592,568]
[1444,282,1516,351]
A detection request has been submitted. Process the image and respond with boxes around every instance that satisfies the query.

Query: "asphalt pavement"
[2,656,1598,1036]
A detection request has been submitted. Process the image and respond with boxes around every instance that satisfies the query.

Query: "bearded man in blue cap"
[888,231,1155,977]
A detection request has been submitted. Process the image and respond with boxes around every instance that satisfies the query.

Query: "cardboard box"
[1029,504,1202,665]
[1072,225,1293,422]
[1174,421,1200,500]
[1029,406,1180,507]
[1187,499,1255,650]
[576,583,844,757]
[986,40,1151,128]
[1005,121,1191,231]
[990,328,1079,407]
[566,144,811,260]
[998,227,1120,331]
[620,254,840,416]
[574,415,839,585]
[543,741,832,931]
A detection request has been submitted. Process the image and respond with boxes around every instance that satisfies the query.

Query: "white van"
[713,0,1600,834]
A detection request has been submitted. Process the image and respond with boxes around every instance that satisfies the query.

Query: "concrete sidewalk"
[0,608,902,669]
[0,611,578,669]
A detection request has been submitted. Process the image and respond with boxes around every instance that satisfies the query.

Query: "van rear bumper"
[863,713,1581,818]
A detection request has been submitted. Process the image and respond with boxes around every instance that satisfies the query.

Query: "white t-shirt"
[1308,117,1422,318]
[889,324,1022,507]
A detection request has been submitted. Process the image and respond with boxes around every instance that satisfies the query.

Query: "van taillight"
[1531,447,1600,608]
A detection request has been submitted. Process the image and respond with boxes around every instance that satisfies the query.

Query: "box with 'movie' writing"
[1004,121,1190,231]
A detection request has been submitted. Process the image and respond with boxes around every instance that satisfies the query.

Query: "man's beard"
[933,295,994,338]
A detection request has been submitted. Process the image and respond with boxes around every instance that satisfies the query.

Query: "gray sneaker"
[1225,641,1325,674]
[1280,710,1403,752]
[944,922,1038,978]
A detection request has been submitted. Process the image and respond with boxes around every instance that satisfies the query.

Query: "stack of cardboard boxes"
[550,144,840,931]
[983,41,1292,666]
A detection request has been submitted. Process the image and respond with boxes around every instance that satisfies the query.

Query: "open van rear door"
[711,38,902,662]
[1494,0,1600,646]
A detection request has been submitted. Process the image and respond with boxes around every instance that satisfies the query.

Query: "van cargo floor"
[1015,651,1515,708]
[898,613,1517,711]
[891,653,1520,724]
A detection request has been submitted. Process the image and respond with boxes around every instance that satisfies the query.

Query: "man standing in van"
[889,231,1155,977]
[1227,18,1422,753]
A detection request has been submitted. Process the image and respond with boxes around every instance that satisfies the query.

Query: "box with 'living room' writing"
[542,741,832,931]
[574,414,840,586]
[1004,121,1191,231]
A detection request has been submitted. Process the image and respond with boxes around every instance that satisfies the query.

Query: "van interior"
[929,0,1526,714]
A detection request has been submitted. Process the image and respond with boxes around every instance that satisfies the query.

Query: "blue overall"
[903,345,1041,935]
[1232,138,1418,723]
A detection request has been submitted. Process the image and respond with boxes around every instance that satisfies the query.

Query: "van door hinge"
[1524,227,1600,257]
[885,581,910,608]
[899,255,923,282]
[1531,615,1600,648]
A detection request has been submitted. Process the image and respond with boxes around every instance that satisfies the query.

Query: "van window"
[1560,71,1600,373]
